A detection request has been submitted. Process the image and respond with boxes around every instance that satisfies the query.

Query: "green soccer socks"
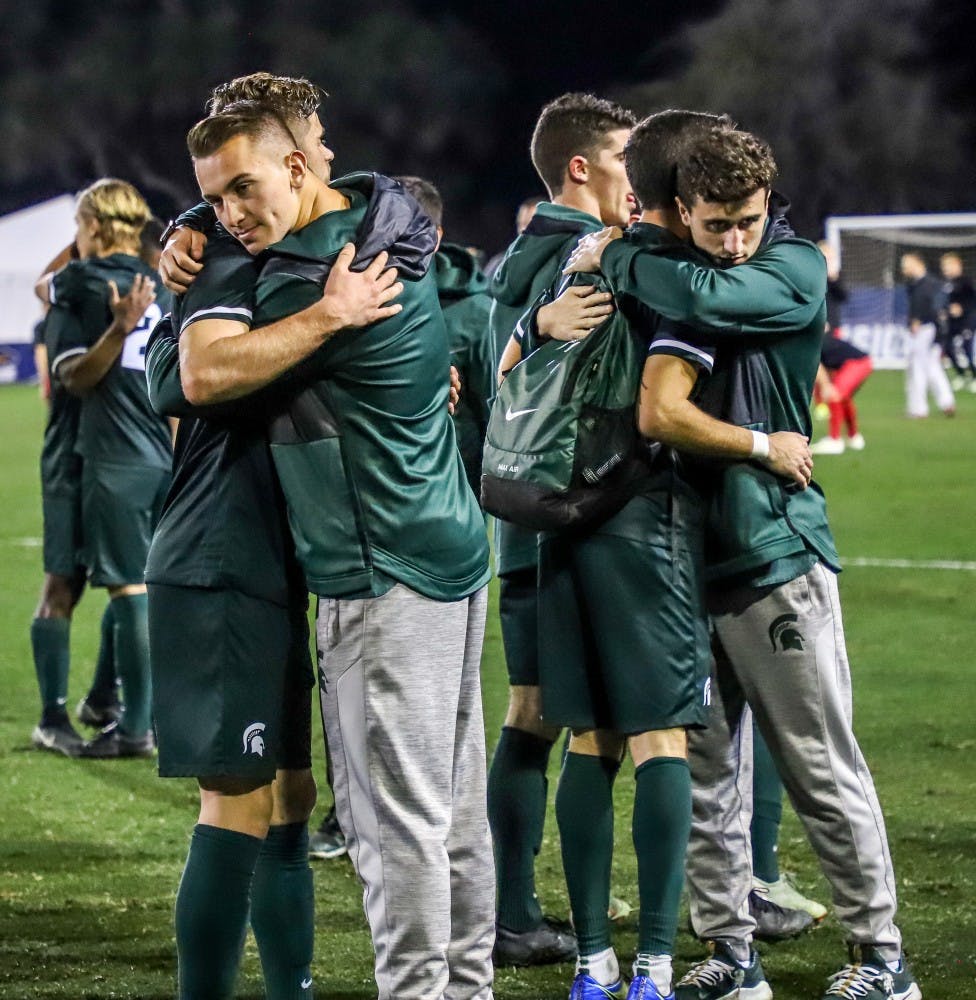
[175,824,262,999]
[487,726,555,931]
[751,724,783,883]
[30,616,70,722]
[556,751,620,956]
[633,756,692,956]
[111,592,151,737]
[86,600,118,707]
[250,822,315,999]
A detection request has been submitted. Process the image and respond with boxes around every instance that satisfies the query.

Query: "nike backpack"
[480,273,647,532]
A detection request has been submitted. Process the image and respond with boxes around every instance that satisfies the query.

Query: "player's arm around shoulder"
[600,235,827,336]
[180,245,403,406]
[158,202,220,295]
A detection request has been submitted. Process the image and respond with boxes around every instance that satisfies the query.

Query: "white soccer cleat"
[847,433,866,451]
[811,436,845,455]
[754,873,828,921]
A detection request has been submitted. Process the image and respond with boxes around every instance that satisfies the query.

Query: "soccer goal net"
[824,213,976,369]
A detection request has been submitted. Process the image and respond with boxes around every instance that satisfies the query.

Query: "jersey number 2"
[120,303,163,372]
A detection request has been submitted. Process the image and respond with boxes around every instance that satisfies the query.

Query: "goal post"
[824,213,976,369]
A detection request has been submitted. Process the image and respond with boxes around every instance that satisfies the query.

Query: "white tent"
[0,195,76,343]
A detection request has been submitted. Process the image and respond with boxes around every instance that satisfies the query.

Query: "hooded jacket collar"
[269,172,438,279]
[434,243,489,300]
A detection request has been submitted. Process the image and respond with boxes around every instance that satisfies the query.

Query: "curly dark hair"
[676,128,777,207]
[207,72,322,123]
[530,92,637,197]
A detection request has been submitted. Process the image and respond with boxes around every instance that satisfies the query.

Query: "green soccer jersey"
[143,229,302,607]
[600,231,839,583]
[256,173,490,601]
[47,253,173,470]
[488,202,604,576]
[435,243,494,498]
[39,314,82,495]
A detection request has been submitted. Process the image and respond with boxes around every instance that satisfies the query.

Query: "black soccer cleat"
[493,916,578,967]
[31,720,85,757]
[308,806,348,860]
[76,696,122,729]
[749,887,815,941]
[78,721,155,759]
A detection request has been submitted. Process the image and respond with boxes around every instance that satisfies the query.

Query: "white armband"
[750,430,770,460]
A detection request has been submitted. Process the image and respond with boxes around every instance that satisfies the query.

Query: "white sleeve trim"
[180,305,253,334]
[513,314,527,342]
[649,338,715,369]
[50,346,88,374]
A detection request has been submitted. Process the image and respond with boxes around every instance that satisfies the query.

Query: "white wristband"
[750,430,770,460]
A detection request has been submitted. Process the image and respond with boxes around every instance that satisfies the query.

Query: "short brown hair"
[187,104,298,160]
[676,128,777,207]
[207,71,322,123]
[530,93,637,197]
[624,110,734,211]
[394,176,443,227]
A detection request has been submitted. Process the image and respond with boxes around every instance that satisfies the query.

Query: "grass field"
[1,372,974,999]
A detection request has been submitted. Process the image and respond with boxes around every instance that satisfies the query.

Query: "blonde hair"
[76,178,151,253]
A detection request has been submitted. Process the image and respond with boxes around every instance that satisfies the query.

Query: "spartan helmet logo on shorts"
[242,722,267,757]
[768,613,805,652]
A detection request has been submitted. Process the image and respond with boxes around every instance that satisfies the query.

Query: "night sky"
[1,0,973,254]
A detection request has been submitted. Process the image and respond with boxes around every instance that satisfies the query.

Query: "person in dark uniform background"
[900,251,955,418]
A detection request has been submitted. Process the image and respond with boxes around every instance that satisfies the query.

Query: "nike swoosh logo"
[301,977,313,989]
[505,406,539,420]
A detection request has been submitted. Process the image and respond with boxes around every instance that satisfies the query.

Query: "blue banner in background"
[0,344,38,384]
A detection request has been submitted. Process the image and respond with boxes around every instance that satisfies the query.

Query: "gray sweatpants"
[686,562,903,961]
[317,584,494,1000]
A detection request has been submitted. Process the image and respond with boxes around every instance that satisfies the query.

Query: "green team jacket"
[435,243,494,498]
[488,202,604,576]
[600,233,840,583]
[258,173,490,601]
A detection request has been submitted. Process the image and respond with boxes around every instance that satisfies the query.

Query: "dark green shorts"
[149,584,314,781]
[82,462,169,587]
[498,568,539,686]
[42,489,85,578]
[537,488,710,735]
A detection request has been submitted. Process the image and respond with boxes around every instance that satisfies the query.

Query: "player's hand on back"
[159,227,207,295]
[539,284,615,342]
[108,274,156,332]
[763,431,813,489]
[563,227,623,275]
[320,244,403,330]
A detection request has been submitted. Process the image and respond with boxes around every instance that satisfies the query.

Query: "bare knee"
[568,729,626,761]
[198,777,274,838]
[35,573,83,619]
[271,769,317,826]
[628,727,687,768]
[504,684,562,742]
